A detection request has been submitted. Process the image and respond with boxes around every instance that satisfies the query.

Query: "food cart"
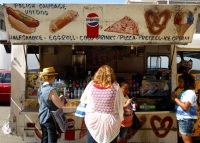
[3,3,200,143]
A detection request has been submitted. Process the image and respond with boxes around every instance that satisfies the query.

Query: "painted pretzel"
[144,9,171,35]
[150,115,173,138]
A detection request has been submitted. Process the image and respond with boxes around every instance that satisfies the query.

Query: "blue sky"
[1,0,125,4]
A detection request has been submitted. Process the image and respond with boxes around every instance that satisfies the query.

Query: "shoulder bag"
[43,95,68,133]
[131,112,141,130]
[51,108,68,133]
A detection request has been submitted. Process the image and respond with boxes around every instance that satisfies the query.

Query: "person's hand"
[127,99,132,105]
[171,91,177,100]
[59,94,64,100]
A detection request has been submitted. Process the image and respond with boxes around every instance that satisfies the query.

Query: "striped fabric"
[75,103,87,118]
[51,108,68,133]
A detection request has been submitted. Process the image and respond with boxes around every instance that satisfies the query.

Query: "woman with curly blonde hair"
[81,65,124,143]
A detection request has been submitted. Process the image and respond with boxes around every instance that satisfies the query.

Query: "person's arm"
[80,81,93,104]
[171,91,191,111]
[123,99,132,109]
[117,87,125,122]
[49,89,64,108]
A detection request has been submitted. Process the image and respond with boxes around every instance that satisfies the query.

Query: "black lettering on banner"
[25,4,35,9]
[164,36,171,41]
[36,10,48,16]
[25,10,48,15]
[14,4,25,9]
[172,36,190,41]
[80,36,84,41]
[39,4,66,10]
[97,35,115,40]
[49,35,76,41]
[139,35,161,41]
[117,35,136,40]
[10,35,43,40]
[25,10,34,15]
[79,36,93,41]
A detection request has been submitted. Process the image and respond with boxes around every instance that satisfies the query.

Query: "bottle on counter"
[64,87,67,97]
[78,87,82,98]
[76,80,80,89]
[57,87,61,96]
[58,79,62,87]
[83,80,87,88]
[79,80,83,88]
[71,89,74,99]
[86,71,92,84]
[67,88,71,99]
[69,80,72,88]
[65,79,69,89]
[53,79,57,88]
[74,87,78,99]
[72,80,76,89]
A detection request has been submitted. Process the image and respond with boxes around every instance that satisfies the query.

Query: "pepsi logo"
[86,13,99,27]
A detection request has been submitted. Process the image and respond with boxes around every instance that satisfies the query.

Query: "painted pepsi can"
[86,13,99,38]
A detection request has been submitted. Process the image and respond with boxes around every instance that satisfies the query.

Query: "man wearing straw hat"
[38,67,65,143]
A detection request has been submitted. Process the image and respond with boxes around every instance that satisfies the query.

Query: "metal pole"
[167,0,169,4]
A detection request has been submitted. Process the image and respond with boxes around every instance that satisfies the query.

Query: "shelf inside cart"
[20,107,39,115]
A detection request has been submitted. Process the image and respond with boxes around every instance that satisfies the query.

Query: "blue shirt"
[38,84,58,124]
[175,90,197,120]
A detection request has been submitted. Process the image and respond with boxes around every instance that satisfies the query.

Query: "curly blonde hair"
[93,65,116,88]
[40,75,56,82]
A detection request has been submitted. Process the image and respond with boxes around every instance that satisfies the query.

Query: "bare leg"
[181,134,193,143]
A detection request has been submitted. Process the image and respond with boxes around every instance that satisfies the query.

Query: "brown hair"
[93,65,116,88]
[179,74,195,90]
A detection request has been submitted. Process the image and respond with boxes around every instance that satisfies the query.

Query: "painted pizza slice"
[104,16,139,35]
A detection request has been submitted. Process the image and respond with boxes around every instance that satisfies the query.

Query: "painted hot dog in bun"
[6,7,39,34]
[49,10,78,33]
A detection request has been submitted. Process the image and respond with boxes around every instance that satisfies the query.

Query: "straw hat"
[40,67,58,76]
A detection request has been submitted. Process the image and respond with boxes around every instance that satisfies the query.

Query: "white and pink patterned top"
[81,81,124,143]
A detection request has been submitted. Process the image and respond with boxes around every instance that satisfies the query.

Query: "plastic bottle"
[86,71,92,84]
[78,87,82,98]
[74,88,78,99]
[76,80,80,89]
[58,79,62,88]
[65,80,69,89]
[64,87,67,97]
[72,80,76,89]
[71,91,74,99]
[53,79,57,88]
[79,80,83,88]
[69,80,72,88]
[83,80,87,88]
[57,87,61,96]
[67,88,70,99]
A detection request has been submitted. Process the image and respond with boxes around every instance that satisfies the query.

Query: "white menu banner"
[3,3,200,44]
